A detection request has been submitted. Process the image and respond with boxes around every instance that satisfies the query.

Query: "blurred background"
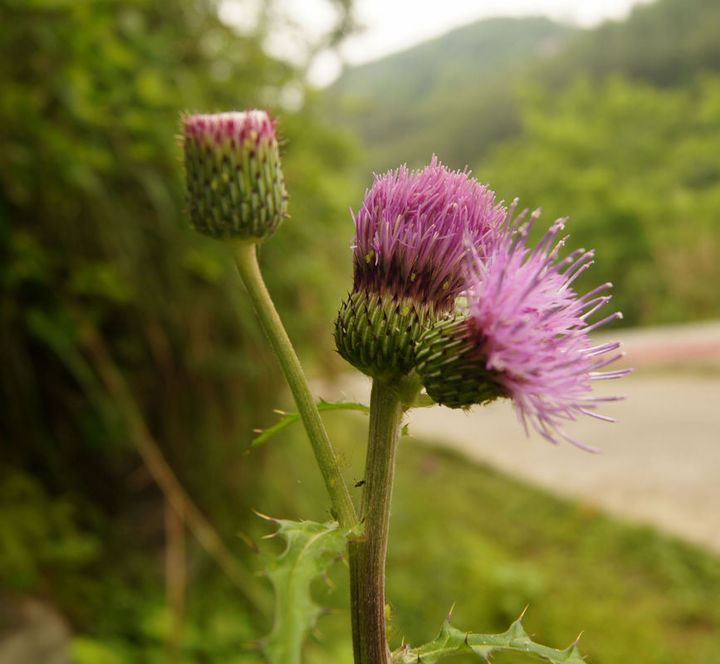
[2,0,719,662]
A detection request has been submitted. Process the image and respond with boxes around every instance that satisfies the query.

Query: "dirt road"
[324,320,720,553]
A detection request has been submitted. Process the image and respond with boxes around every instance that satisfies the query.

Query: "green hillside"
[324,16,575,171]
[541,0,720,86]
[329,16,573,104]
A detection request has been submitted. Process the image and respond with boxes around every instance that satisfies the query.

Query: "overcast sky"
[221,0,655,86]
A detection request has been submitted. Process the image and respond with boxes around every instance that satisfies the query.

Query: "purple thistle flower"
[181,110,288,240]
[417,202,631,449]
[336,157,505,378]
[351,156,505,311]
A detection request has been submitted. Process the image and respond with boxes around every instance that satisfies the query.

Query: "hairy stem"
[232,240,358,529]
[350,377,414,664]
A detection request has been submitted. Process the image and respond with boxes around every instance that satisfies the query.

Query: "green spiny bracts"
[416,316,506,409]
[334,291,438,379]
[182,110,288,241]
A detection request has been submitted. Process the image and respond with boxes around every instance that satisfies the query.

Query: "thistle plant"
[181,111,629,664]
[181,109,357,530]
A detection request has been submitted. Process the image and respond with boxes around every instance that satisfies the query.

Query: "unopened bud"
[182,110,288,241]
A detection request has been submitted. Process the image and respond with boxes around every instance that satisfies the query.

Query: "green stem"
[232,241,358,529]
[350,377,414,664]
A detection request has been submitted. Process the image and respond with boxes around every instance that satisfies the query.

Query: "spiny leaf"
[392,612,584,664]
[251,400,370,447]
[260,517,352,664]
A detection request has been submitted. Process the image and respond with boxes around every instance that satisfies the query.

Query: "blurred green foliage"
[541,0,720,87]
[0,470,100,590]
[0,0,359,654]
[476,75,720,325]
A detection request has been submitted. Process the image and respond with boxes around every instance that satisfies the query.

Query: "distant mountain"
[540,0,720,87]
[323,17,576,171]
[329,16,572,106]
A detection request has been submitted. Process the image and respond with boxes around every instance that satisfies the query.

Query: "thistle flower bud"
[182,110,288,241]
[335,157,505,378]
[416,205,631,449]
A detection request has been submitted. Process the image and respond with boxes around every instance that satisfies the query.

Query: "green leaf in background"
[251,400,370,447]
[260,517,352,664]
[392,611,584,664]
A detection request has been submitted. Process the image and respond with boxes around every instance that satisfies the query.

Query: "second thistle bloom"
[335,157,505,378]
[416,204,630,448]
[182,110,288,241]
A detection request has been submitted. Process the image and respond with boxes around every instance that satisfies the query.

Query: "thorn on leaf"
[252,509,278,523]
[446,603,456,622]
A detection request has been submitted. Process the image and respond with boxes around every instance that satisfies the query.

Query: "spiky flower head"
[335,157,506,378]
[416,203,631,448]
[182,110,288,241]
[351,156,505,312]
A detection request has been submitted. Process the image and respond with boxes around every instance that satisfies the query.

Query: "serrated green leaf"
[261,518,351,664]
[251,400,370,447]
[392,613,584,664]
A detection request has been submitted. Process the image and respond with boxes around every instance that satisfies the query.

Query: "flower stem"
[232,240,358,530]
[350,376,416,664]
